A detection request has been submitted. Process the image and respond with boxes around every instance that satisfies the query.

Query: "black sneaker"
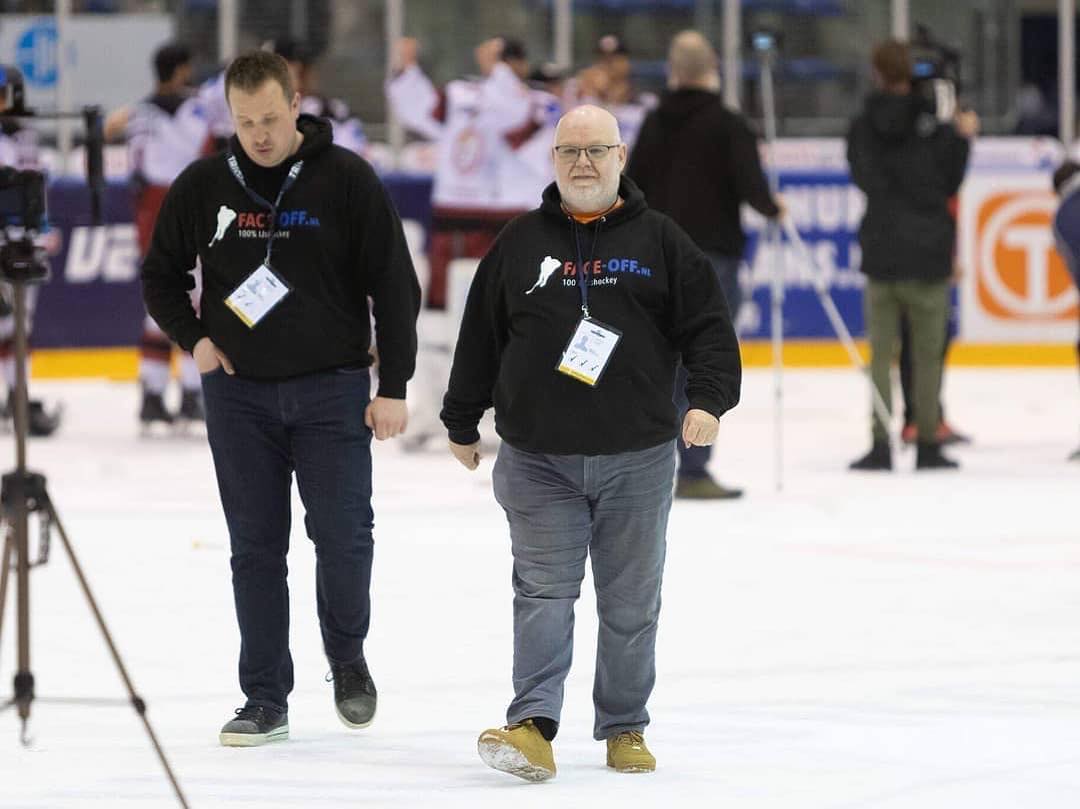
[849,441,892,471]
[328,655,377,729]
[916,442,959,470]
[219,705,289,747]
[139,390,174,426]
[178,389,205,422]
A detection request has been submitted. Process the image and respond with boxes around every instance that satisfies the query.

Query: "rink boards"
[25,137,1079,377]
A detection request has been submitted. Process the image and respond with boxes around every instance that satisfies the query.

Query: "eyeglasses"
[553,144,621,163]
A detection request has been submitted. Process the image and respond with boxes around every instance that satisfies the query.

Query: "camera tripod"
[753,35,892,492]
[0,275,189,806]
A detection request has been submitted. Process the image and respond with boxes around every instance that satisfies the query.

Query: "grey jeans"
[492,439,676,740]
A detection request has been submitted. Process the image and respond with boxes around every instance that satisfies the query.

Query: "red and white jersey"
[125,93,210,186]
[498,87,562,210]
[388,62,533,212]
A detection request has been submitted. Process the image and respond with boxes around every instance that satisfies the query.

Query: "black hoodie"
[440,176,741,456]
[626,88,779,257]
[141,114,420,397]
[846,92,970,282]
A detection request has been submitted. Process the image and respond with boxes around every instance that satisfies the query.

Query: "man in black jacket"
[442,105,740,781]
[847,39,976,471]
[627,29,781,499]
[141,51,420,746]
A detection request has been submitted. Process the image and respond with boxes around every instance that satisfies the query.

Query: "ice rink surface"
[1,367,1078,808]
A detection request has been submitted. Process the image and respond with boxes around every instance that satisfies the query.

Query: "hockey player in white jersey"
[105,42,210,430]
[386,36,536,308]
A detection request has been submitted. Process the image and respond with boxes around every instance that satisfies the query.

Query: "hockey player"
[105,42,210,429]
[386,36,534,308]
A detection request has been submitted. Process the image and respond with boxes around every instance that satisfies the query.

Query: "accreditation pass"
[556,317,622,386]
[225,263,291,328]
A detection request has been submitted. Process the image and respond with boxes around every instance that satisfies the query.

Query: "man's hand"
[681,408,719,448]
[449,440,482,471]
[365,397,408,440]
[193,337,235,375]
[955,109,980,139]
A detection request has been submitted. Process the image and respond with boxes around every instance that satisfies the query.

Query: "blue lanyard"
[226,151,303,265]
[572,220,601,319]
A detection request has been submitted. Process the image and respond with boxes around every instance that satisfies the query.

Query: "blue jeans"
[676,252,741,479]
[201,366,375,712]
[492,440,675,740]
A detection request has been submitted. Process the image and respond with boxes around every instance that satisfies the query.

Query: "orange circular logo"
[976,191,1078,321]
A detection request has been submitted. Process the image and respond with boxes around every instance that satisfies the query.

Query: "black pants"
[201,366,375,712]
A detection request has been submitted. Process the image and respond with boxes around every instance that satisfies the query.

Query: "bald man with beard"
[628,30,783,499]
[442,105,741,781]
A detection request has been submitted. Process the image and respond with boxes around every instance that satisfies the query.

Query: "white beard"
[559,174,620,213]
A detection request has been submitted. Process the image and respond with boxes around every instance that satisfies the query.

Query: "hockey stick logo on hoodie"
[525,255,562,295]
[209,205,238,247]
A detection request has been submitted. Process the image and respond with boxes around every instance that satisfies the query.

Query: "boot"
[675,475,743,500]
[606,730,656,773]
[849,440,891,471]
[477,719,556,782]
[916,442,959,470]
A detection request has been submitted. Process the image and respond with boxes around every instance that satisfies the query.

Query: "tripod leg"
[44,498,190,809]
[0,525,11,672]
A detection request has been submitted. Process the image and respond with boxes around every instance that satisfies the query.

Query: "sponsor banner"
[959,173,1079,342]
[0,15,173,126]
[33,180,143,349]
[25,138,1074,352]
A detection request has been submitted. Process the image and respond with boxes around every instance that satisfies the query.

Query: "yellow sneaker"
[477,720,556,782]
[606,730,656,773]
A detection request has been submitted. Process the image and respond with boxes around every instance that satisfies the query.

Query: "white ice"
[2,367,1079,808]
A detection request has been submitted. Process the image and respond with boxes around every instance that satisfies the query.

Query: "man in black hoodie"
[847,39,975,471]
[442,105,740,781]
[141,51,420,746]
[627,29,782,499]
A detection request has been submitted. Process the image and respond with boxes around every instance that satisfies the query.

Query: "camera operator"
[847,38,977,471]
[0,81,59,437]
